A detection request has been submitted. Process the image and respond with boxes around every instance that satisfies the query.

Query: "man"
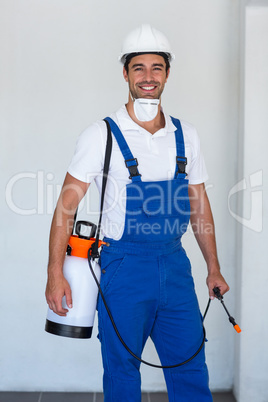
[46,24,229,401]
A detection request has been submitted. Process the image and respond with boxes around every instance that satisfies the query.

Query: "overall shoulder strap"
[170,116,187,178]
[91,120,113,258]
[105,117,141,182]
[70,121,113,259]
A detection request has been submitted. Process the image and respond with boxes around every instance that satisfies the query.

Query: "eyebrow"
[131,63,165,69]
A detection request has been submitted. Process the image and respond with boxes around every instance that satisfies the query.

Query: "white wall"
[1,0,240,393]
[234,2,268,402]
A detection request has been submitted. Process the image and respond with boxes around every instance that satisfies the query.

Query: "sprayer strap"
[91,119,113,258]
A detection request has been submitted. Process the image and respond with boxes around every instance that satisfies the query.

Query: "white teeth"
[141,86,155,90]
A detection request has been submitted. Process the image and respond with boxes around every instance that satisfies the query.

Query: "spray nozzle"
[213,287,241,333]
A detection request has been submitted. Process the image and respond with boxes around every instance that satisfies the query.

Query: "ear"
[123,66,128,82]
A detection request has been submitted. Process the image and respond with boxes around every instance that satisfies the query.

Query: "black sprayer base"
[45,320,93,339]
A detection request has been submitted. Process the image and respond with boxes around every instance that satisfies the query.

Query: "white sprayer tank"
[45,222,103,339]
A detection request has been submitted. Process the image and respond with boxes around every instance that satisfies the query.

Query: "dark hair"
[124,52,170,74]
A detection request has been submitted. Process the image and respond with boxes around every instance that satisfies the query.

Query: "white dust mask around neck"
[133,98,160,122]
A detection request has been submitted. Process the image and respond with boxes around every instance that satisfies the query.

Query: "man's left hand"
[206,271,230,299]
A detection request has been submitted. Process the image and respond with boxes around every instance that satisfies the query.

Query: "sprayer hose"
[88,252,211,369]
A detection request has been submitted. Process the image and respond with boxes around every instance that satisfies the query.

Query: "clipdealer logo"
[5,171,62,215]
[5,169,263,235]
[4,170,116,216]
[228,170,263,233]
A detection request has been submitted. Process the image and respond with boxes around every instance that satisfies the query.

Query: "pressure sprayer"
[45,221,108,339]
[45,119,241,368]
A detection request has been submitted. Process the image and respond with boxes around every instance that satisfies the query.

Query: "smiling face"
[123,53,170,100]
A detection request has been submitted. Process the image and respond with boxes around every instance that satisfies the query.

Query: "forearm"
[47,207,75,275]
[190,192,220,274]
[47,172,89,275]
[45,173,90,315]
[189,183,229,296]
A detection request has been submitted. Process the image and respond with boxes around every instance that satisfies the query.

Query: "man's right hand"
[45,272,72,316]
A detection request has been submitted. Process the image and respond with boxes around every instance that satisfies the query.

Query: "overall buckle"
[125,158,141,179]
[176,156,187,175]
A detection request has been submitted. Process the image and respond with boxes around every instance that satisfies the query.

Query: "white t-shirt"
[68,105,208,240]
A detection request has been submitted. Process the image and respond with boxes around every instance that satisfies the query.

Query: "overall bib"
[97,117,212,402]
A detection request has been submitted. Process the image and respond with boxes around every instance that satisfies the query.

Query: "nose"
[144,67,154,83]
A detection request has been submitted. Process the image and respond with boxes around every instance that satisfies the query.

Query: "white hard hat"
[119,24,175,64]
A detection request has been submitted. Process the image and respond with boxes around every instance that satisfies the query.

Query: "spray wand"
[212,287,241,333]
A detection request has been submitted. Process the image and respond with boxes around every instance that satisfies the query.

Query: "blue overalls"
[97,117,212,402]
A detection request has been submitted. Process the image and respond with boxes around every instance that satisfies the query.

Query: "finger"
[53,299,69,316]
[213,283,229,297]
[54,308,68,316]
[207,280,216,299]
[220,283,230,295]
[46,297,55,312]
[209,287,215,300]
[65,287,73,309]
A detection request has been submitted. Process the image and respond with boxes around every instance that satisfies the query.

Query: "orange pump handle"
[67,235,106,258]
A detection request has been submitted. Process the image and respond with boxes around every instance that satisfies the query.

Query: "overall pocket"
[99,252,127,294]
